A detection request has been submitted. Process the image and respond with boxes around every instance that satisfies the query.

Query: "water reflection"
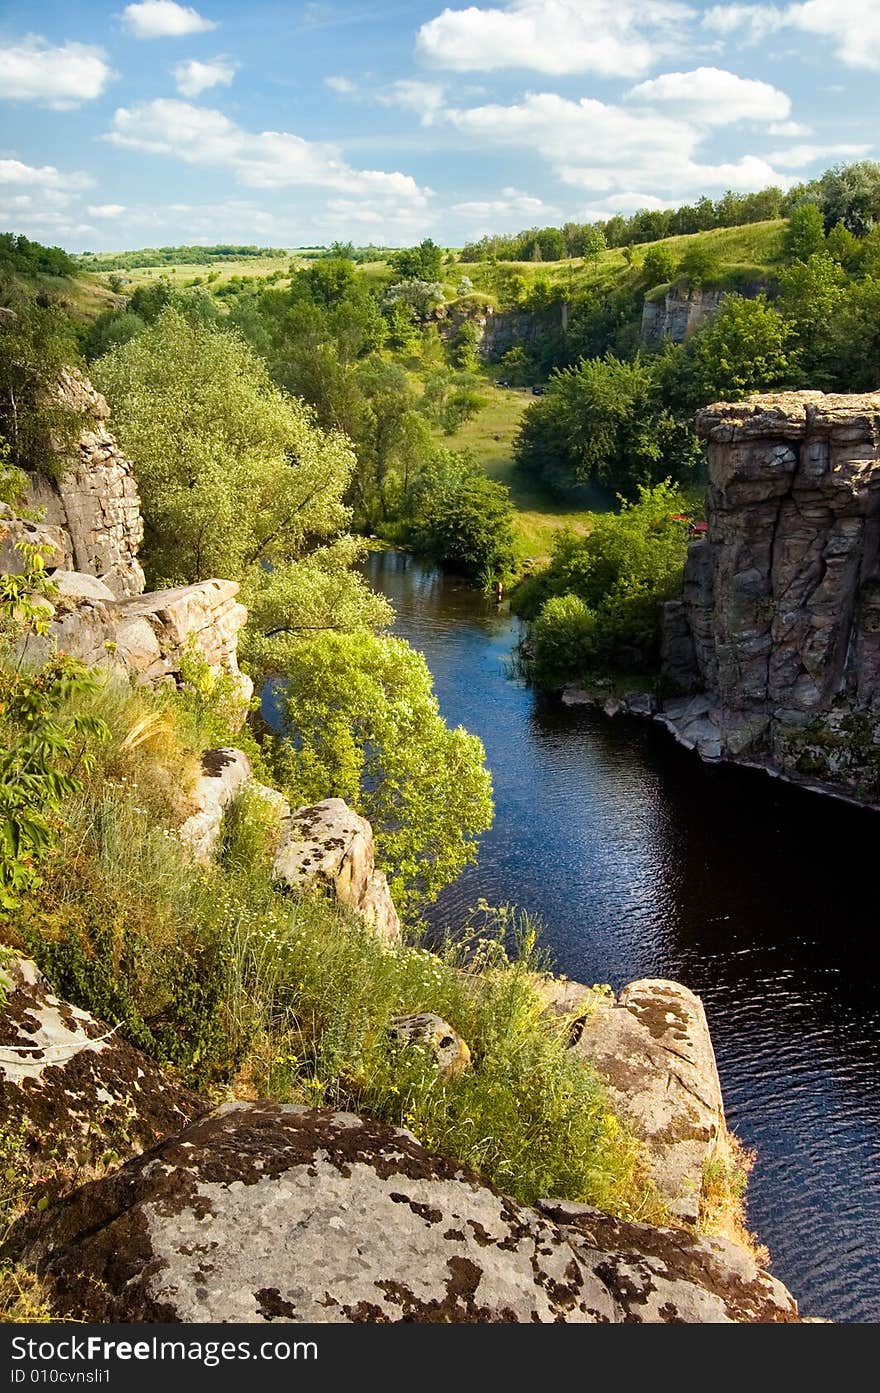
[365,547,880,1323]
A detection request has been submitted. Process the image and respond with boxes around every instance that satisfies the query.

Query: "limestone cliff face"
[25,371,145,598]
[641,287,727,348]
[661,390,880,799]
[0,372,252,704]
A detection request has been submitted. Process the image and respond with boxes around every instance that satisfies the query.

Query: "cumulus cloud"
[1,37,113,108]
[173,57,235,96]
[88,203,127,217]
[104,99,431,205]
[0,159,94,193]
[325,75,355,94]
[122,2,216,39]
[706,1,880,71]
[627,67,791,126]
[416,0,693,78]
[380,80,447,125]
[444,91,794,198]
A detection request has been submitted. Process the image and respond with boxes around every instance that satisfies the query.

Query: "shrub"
[529,594,598,689]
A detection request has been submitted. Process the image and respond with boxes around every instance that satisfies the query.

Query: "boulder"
[273,798,401,945]
[0,956,203,1192]
[0,516,72,574]
[571,979,725,1226]
[390,1013,471,1077]
[7,1103,797,1323]
[49,570,117,606]
[178,748,253,864]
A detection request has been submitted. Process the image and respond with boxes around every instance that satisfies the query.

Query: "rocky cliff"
[660,390,880,800]
[0,372,251,704]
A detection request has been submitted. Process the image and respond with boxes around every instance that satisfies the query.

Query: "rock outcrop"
[389,1013,471,1078]
[24,371,145,598]
[641,286,727,348]
[659,390,880,802]
[539,977,724,1226]
[8,1102,797,1323]
[0,372,252,705]
[273,798,401,945]
[0,956,203,1192]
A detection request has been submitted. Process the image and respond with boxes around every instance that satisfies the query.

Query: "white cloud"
[0,159,94,193]
[0,37,113,108]
[380,80,446,125]
[444,91,795,198]
[706,1,880,71]
[325,75,355,94]
[122,2,216,39]
[173,57,235,96]
[451,185,558,218]
[105,99,430,205]
[627,67,791,126]
[416,0,694,78]
[88,203,127,217]
[765,142,872,168]
[702,4,786,43]
[790,0,880,71]
[768,119,811,136]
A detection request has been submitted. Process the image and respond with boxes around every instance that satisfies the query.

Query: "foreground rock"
[540,977,724,1225]
[660,390,880,803]
[0,957,203,1192]
[9,1103,797,1323]
[273,798,401,945]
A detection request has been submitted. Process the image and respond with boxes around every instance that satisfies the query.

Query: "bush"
[529,594,598,689]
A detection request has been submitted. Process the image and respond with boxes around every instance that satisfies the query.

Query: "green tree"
[94,309,388,675]
[642,244,679,286]
[278,630,493,916]
[784,203,826,262]
[683,295,792,405]
[391,239,444,282]
[777,252,846,384]
[409,453,515,582]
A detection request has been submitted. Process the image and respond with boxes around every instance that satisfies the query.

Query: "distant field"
[116,254,294,289]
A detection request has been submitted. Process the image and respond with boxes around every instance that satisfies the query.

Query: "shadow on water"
[365,547,880,1323]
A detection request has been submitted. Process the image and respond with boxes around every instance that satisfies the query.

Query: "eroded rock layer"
[662,390,880,798]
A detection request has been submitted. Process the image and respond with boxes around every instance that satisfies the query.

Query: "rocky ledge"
[6,1103,797,1323]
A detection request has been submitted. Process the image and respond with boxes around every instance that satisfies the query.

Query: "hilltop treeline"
[0,232,78,279]
[77,244,290,271]
[460,162,880,262]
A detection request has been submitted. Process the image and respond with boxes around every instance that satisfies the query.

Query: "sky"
[1,0,879,251]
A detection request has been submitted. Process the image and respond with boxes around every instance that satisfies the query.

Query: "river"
[364,547,880,1324]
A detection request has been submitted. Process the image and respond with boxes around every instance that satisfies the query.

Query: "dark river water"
[365,548,880,1324]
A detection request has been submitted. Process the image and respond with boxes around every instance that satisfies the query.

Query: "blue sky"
[1,0,879,251]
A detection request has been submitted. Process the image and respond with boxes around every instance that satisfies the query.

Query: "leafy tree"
[784,203,826,262]
[777,253,846,384]
[277,630,493,917]
[683,295,792,405]
[815,161,880,235]
[515,354,698,497]
[447,318,481,371]
[391,238,444,282]
[94,309,388,675]
[825,220,861,268]
[825,277,880,391]
[409,452,515,582]
[384,279,444,323]
[642,244,679,286]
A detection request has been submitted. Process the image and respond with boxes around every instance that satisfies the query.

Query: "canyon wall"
[661,390,880,800]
